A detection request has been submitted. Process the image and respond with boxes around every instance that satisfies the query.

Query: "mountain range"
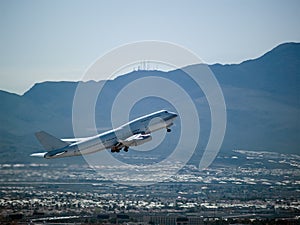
[0,42,299,164]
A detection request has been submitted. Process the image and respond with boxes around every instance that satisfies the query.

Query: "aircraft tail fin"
[35,131,69,151]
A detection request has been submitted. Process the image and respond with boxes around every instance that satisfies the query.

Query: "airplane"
[30,110,178,159]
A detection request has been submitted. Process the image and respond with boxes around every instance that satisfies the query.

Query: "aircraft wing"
[45,149,68,158]
[30,148,67,158]
[61,137,88,144]
[30,152,47,158]
[119,133,152,147]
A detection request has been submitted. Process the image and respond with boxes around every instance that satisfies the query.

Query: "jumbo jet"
[30,110,178,159]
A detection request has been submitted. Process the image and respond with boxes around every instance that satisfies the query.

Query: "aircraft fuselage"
[32,110,177,159]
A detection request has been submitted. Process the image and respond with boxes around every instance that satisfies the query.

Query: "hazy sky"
[0,0,299,94]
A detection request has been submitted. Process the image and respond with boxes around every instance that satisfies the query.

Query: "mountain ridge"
[3,42,298,97]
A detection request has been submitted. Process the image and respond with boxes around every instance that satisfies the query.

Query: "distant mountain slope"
[211,42,300,97]
[0,42,299,164]
[209,43,300,153]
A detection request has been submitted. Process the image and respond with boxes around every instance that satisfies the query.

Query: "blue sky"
[0,0,299,94]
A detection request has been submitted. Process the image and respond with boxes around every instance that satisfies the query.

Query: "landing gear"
[111,148,120,153]
[167,128,171,132]
[111,145,129,153]
[111,143,123,153]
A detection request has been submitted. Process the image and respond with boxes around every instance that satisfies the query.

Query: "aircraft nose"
[169,111,178,119]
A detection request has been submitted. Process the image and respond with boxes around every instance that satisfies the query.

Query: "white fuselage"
[44,110,177,158]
